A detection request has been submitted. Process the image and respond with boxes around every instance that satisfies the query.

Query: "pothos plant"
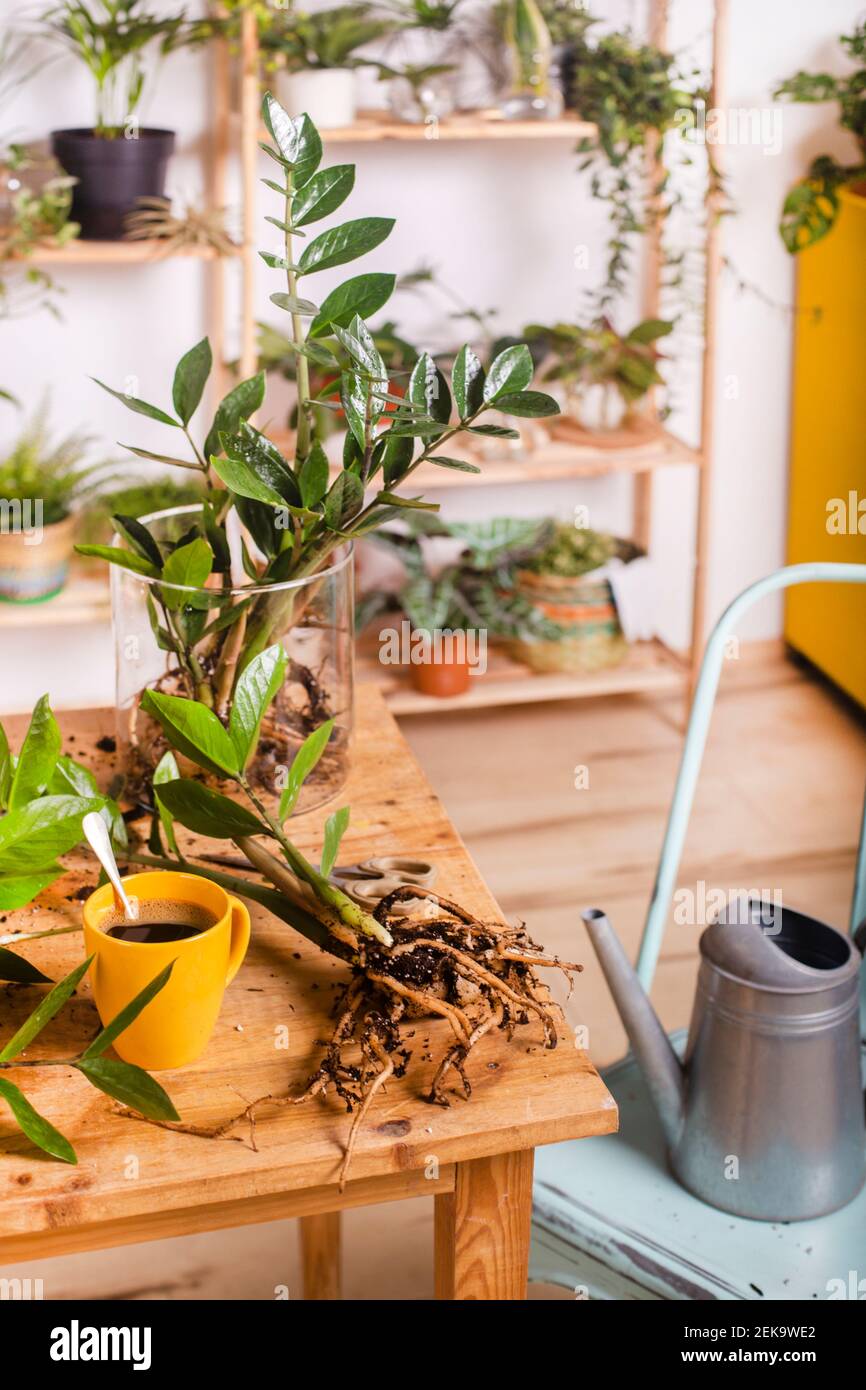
[0,695,177,1163]
[77,92,560,805]
[118,644,582,1185]
[774,20,866,252]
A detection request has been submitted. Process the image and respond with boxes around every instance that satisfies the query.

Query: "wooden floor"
[4,644,864,1300]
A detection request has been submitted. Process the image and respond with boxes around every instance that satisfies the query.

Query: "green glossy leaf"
[229,643,289,769]
[293,164,355,227]
[298,218,394,276]
[335,314,387,382]
[155,779,266,839]
[0,721,11,811]
[298,441,330,508]
[172,337,212,425]
[92,378,178,427]
[75,1056,179,1123]
[160,537,214,610]
[380,432,414,487]
[482,343,533,401]
[323,470,364,530]
[262,96,322,186]
[48,757,126,853]
[140,691,240,779]
[451,344,485,418]
[0,796,103,873]
[427,455,482,474]
[308,272,396,337]
[0,957,91,1063]
[74,543,161,579]
[493,390,560,418]
[0,1077,76,1163]
[210,454,284,508]
[152,750,181,857]
[203,371,266,461]
[9,694,60,811]
[0,866,64,911]
[270,292,319,316]
[0,945,52,984]
[321,805,349,878]
[118,444,203,472]
[409,352,451,424]
[467,423,520,440]
[214,427,301,507]
[279,719,334,821]
[374,492,439,511]
[81,962,174,1060]
[111,514,163,569]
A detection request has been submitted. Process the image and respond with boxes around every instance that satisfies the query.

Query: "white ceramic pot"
[277,69,357,129]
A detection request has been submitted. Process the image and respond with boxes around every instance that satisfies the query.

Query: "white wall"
[1,0,863,711]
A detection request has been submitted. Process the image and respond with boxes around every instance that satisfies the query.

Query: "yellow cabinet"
[786,188,866,707]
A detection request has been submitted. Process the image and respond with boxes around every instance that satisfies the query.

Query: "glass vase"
[499,0,563,121]
[111,505,354,818]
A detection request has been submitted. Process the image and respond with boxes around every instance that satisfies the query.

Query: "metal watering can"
[584,563,866,1222]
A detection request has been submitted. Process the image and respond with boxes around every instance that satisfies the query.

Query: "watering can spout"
[582,909,685,1149]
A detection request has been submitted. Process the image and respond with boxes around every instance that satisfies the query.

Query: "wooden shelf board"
[3,239,242,265]
[0,573,110,629]
[268,418,699,489]
[260,109,596,145]
[357,636,688,715]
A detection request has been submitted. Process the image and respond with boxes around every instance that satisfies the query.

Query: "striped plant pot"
[509,538,641,673]
[0,513,76,603]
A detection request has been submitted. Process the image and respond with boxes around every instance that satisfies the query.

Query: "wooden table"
[0,688,617,1300]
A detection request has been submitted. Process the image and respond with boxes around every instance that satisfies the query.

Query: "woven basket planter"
[509,538,642,674]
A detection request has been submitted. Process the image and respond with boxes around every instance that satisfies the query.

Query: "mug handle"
[225,897,251,984]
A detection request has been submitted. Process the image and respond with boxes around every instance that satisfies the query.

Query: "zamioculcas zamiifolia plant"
[120,648,582,1184]
[0,695,177,1161]
[0,694,126,950]
[78,93,560,806]
[0,957,178,1163]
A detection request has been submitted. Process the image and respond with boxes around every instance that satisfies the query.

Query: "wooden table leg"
[300,1212,342,1300]
[434,1149,534,1300]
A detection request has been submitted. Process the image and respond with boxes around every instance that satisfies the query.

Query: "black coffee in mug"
[102,899,217,945]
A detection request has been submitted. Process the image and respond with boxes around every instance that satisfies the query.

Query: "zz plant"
[78,93,559,795]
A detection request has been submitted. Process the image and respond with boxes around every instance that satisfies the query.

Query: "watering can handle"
[635,562,866,991]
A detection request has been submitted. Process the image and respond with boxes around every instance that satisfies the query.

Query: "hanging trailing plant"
[774,20,866,252]
[564,21,702,313]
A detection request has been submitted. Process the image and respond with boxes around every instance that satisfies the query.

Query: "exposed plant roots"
[112,884,582,1188]
[293,884,583,1186]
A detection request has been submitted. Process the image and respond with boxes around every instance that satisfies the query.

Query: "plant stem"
[240,779,392,946]
[182,424,208,473]
[284,178,311,461]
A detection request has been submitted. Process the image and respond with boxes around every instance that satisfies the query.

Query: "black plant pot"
[552,43,576,112]
[50,128,175,241]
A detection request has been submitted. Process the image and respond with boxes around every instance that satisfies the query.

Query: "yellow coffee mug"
[82,870,251,1071]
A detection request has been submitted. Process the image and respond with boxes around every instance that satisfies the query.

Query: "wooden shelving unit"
[1,239,242,265]
[2,0,727,722]
[357,635,686,715]
[284,108,597,145]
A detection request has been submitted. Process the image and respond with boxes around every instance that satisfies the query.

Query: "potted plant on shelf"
[499,0,562,121]
[525,315,672,435]
[45,0,213,239]
[264,4,396,129]
[358,514,557,696]
[0,410,113,602]
[509,522,640,673]
[774,19,866,252]
[76,93,559,812]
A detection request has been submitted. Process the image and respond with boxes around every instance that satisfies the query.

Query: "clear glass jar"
[111,505,354,818]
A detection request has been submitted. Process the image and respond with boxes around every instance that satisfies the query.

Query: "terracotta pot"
[409,646,472,698]
[0,511,76,603]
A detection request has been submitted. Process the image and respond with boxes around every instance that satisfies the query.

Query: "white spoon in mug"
[82,811,139,921]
